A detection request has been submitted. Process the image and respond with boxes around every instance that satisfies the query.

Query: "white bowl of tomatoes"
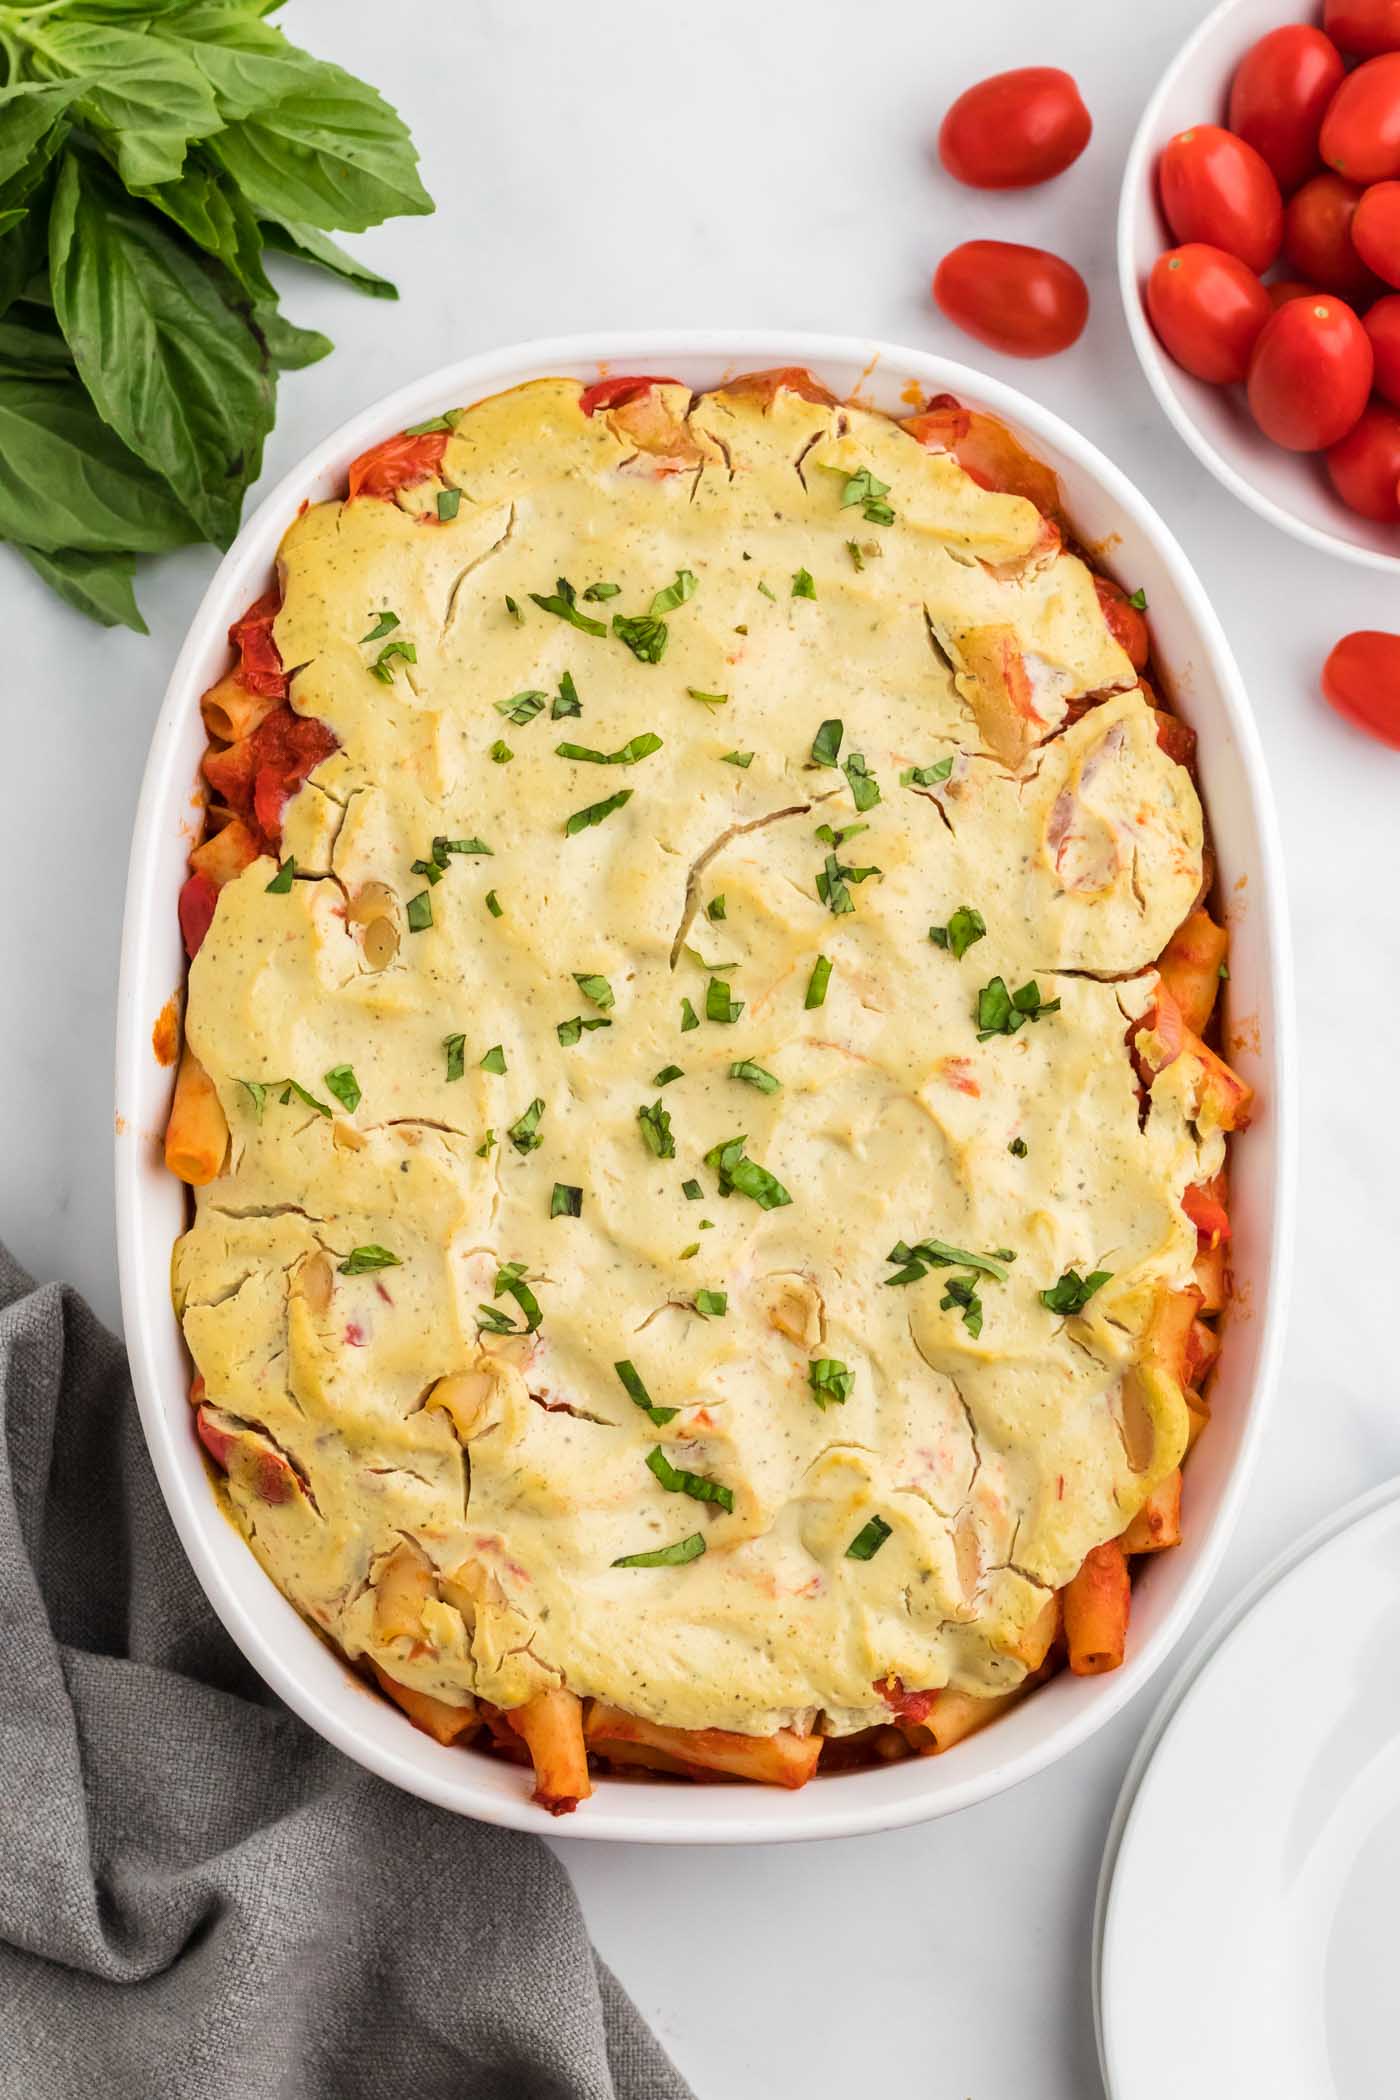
[1120,0,1400,571]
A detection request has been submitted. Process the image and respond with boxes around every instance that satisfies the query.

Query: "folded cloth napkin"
[0,1248,693,2100]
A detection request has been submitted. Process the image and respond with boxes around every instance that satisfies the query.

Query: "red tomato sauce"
[229,590,287,699]
[203,704,339,855]
[178,871,219,959]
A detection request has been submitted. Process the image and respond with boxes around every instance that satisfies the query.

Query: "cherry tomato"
[1093,577,1150,670]
[1364,291,1400,401]
[1324,0,1400,57]
[1325,399,1400,517]
[1322,630,1400,746]
[932,241,1089,358]
[1227,26,1346,195]
[1246,295,1374,448]
[1282,172,1378,293]
[1352,180,1400,286]
[1320,54,1400,184]
[1146,243,1271,383]
[1158,125,1283,273]
[1266,277,1326,308]
[938,67,1092,188]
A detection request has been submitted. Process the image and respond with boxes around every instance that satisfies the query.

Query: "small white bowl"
[1119,0,1400,574]
[116,331,1295,1843]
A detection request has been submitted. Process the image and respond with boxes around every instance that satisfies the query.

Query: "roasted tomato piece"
[346,427,449,500]
[203,704,339,852]
[578,374,681,415]
[178,871,219,959]
[228,589,287,700]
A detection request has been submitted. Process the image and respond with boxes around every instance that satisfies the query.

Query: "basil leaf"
[489,740,512,764]
[1009,1136,1028,1157]
[361,608,399,642]
[928,906,986,960]
[810,718,843,768]
[0,82,84,191]
[279,1078,331,1118]
[842,751,881,812]
[707,895,726,923]
[613,1358,677,1427]
[792,568,816,599]
[258,215,397,299]
[444,1033,465,1082]
[550,1182,583,1219]
[645,1444,734,1512]
[582,580,619,600]
[564,789,633,835]
[882,1237,1011,1286]
[703,1135,791,1210]
[720,750,754,768]
[556,1015,611,1046]
[555,732,661,766]
[808,1358,853,1409]
[0,311,73,377]
[638,1099,675,1159]
[255,304,331,372]
[551,670,582,719]
[680,998,700,1033]
[729,1059,780,1094]
[49,153,274,548]
[323,1063,361,1113]
[437,487,460,521]
[612,612,667,663]
[653,1065,684,1086]
[1128,587,1148,611]
[339,1244,400,1275]
[490,1258,543,1331]
[496,689,545,725]
[687,687,727,708]
[36,21,220,190]
[507,1098,545,1153]
[238,1078,267,1122]
[976,976,1060,1039]
[405,891,432,933]
[480,1044,506,1074]
[705,977,743,1025]
[682,1179,703,1201]
[0,371,197,555]
[531,576,606,635]
[13,542,144,631]
[693,1290,728,1318]
[1039,1268,1113,1316]
[805,955,832,1009]
[845,1515,892,1561]
[265,855,295,893]
[435,835,492,858]
[573,973,614,1011]
[902,757,954,788]
[485,890,503,918]
[612,1533,706,1568]
[649,568,696,615]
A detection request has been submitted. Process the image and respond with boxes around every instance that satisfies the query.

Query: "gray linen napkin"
[0,1246,693,2100]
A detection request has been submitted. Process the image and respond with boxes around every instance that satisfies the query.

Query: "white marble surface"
[4,2,1398,2092]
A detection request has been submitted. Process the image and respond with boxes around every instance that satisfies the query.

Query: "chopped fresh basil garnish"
[814,820,867,848]
[369,638,416,684]
[1128,587,1148,611]
[683,944,739,974]
[845,1514,892,1561]
[883,1238,1012,1287]
[682,1178,703,1201]
[444,1034,466,1082]
[339,1245,401,1275]
[706,977,744,1025]
[847,539,865,571]
[703,1135,791,1210]
[436,835,493,859]
[707,895,726,922]
[475,1304,519,1334]
[805,954,832,1009]
[645,1444,734,1512]
[550,1182,583,1218]
[555,732,662,766]
[551,671,583,719]
[940,1274,984,1338]
[902,757,954,788]
[1040,1268,1113,1316]
[929,906,986,961]
[360,610,399,643]
[792,567,816,599]
[976,976,1061,1039]
[480,1044,507,1074]
[649,569,697,615]
[638,1098,676,1159]
[489,740,513,764]
[278,1079,331,1118]
[729,1059,779,1094]
[530,576,607,635]
[476,1129,495,1157]
[757,580,776,600]
[564,789,633,835]
[687,687,728,708]
[505,596,522,623]
[485,890,503,918]
[680,997,700,1033]
[1009,1136,1028,1157]
[323,1064,361,1114]
[612,613,668,663]
[582,580,621,602]
[406,891,433,933]
[239,1079,268,1121]
[614,1358,678,1426]
[693,1289,728,1318]
[808,1358,853,1409]
[506,1098,545,1153]
[817,850,880,916]
[573,972,614,1011]
[265,855,296,894]
[831,464,894,526]
[404,414,452,435]
[495,690,546,725]
[720,750,754,768]
[810,718,843,768]
[410,856,444,886]
[556,1015,611,1047]
[436,487,461,521]
[843,751,881,812]
[653,1064,684,1086]
[612,1533,706,1568]
[489,1258,544,1332]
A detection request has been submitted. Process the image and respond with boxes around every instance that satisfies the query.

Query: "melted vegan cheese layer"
[174,376,1222,1737]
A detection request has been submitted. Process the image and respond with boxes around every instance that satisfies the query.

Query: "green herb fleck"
[810,718,843,768]
[707,895,727,922]
[846,1515,892,1561]
[831,464,895,526]
[339,1245,401,1276]
[489,740,513,764]
[614,1358,678,1427]
[612,613,668,663]
[645,1444,734,1512]
[883,1238,1012,1288]
[649,569,697,615]
[808,1358,854,1409]
[1128,587,1148,611]
[721,750,754,768]
[680,997,700,1033]
[1009,1136,1028,1158]
[550,1182,583,1219]
[638,1099,676,1159]
[613,1533,706,1568]
[706,977,744,1024]
[404,415,452,435]
[239,1080,268,1122]
[555,732,662,766]
[976,977,1061,1040]
[847,540,865,571]
[757,580,777,600]
[573,972,614,1011]
[1040,1268,1113,1316]
[653,1064,685,1086]
[436,487,461,521]
[817,850,880,916]
[929,906,986,961]
[729,1059,780,1094]
[480,1044,507,1075]
[324,1064,361,1114]
[278,1079,331,1118]
[266,856,296,894]
[792,568,816,599]
[444,1034,466,1083]
[564,789,633,835]
[694,1290,728,1318]
[843,751,881,812]
[476,1129,496,1157]
[530,577,607,635]
[551,671,583,719]
[405,891,433,933]
[902,757,954,788]
[582,581,621,602]
[505,596,522,623]
[369,639,417,684]
[496,690,546,726]
[360,610,399,643]
[805,955,833,1009]
[940,1274,984,1338]
[703,1135,791,1211]
[682,1178,703,1201]
[507,1098,546,1154]
[687,688,728,709]
[556,1015,611,1047]
[485,890,503,918]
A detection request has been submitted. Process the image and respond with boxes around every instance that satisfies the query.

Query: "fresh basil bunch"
[0,0,434,630]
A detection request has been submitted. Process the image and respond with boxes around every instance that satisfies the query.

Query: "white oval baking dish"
[116,332,1295,1843]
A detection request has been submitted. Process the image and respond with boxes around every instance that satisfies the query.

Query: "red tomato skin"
[1282,172,1378,293]
[346,429,449,500]
[1325,400,1400,518]
[1146,243,1271,383]
[938,67,1091,188]
[1227,26,1346,195]
[1352,181,1400,286]
[1322,630,1400,746]
[1092,576,1150,670]
[1266,277,1326,308]
[1246,296,1374,448]
[1158,126,1284,273]
[932,241,1089,358]
[227,590,287,700]
[178,872,219,960]
[1324,0,1400,57]
[578,375,680,415]
[1364,291,1400,401]
[1320,55,1400,183]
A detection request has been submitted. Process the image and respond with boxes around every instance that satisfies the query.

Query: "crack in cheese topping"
[174,376,1219,1738]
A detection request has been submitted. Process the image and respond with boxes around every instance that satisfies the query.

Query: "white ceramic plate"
[115,331,1295,1842]
[1118,0,1400,574]
[1098,1477,1400,2096]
